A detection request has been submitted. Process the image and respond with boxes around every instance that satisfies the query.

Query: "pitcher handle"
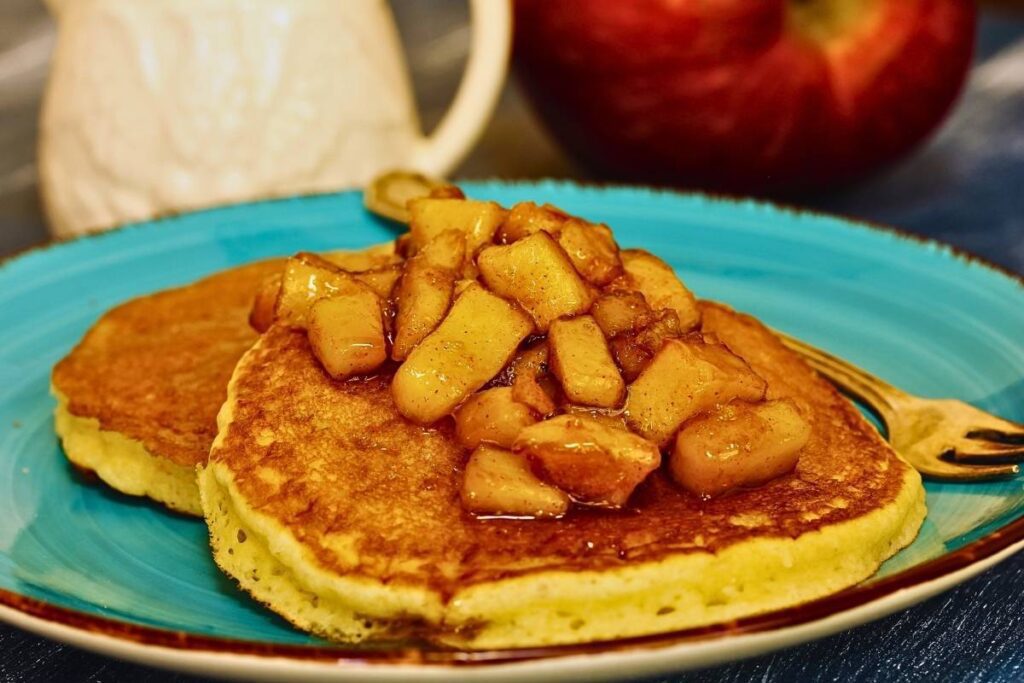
[408,0,511,177]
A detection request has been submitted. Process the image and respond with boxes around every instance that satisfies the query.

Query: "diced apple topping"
[249,272,282,333]
[461,445,569,518]
[562,405,629,431]
[478,232,594,332]
[514,415,660,508]
[497,201,568,243]
[354,265,402,299]
[408,198,506,254]
[322,242,399,272]
[609,308,686,381]
[625,338,767,447]
[454,387,538,449]
[391,258,456,361]
[557,219,623,286]
[273,188,808,518]
[275,253,370,328]
[307,291,386,380]
[670,399,810,498]
[615,250,700,331]
[548,315,625,408]
[392,284,533,424]
[508,342,559,416]
[591,291,652,338]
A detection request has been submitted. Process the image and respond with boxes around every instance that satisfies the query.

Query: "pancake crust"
[201,301,925,648]
[52,260,281,513]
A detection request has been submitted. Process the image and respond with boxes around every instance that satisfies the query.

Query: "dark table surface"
[2,4,1023,682]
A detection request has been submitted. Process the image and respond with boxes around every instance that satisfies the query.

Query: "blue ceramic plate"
[1,182,1022,681]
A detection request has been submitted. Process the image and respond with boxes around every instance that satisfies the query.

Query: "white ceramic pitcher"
[39,0,510,237]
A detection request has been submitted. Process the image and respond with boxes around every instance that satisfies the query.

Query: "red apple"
[513,0,976,195]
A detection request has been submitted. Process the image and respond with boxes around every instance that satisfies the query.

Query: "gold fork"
[363,171,1024,482]
[779,334,1024,481]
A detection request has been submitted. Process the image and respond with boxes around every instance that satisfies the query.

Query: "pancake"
[199,300,926,649]
[52,260,281,515]
[52,244,399,515]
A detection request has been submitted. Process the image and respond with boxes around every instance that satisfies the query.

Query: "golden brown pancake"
[200,300,925,648]
[52,260,281,514]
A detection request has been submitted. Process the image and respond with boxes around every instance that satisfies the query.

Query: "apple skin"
[513,0,976,195]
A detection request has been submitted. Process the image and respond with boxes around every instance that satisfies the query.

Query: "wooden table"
[2,2,1023,681]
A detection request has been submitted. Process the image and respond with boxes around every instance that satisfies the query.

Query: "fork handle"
[776,332,909,427]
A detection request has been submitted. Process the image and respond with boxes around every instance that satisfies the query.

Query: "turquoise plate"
[1,182,1022,680]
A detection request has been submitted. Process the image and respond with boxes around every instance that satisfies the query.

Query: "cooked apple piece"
[249,272,282,333]
[275,253,369,328]
[323,242,399,272]
[392,284,533,424]
[417,229,467,271]
[615,250,700,331]
[477,232,594,332]
[506,342,558,416]
[408,198,506,254]
[354,265,402,299]
[429,184,465,200]
[562,405,629,431]
[461,445,569,518]
[548,315,625,408]
[307,291,386,380]
[608,309,686,381]
[497,201,568,243]
[591,291,652,338]
[609,335,652,382]
[670,399,810,498]
[455,387,538,449]
[514,415,660,507]
[391,260,456,361]
[557,219,622,286]
[512,374,558,417]
[624,338,767,447]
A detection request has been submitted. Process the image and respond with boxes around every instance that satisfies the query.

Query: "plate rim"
[2,180,1023,675]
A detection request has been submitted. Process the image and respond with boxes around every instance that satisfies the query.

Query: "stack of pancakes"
[52,245,925,649]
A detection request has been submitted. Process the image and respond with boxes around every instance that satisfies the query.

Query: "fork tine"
[953,440,1024,463]
[917,458,1020,482]
[967,427,1024,445]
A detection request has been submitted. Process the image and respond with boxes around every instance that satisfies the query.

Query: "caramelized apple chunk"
[591,291,652,338]
[307,291,386,380]
[609,309,686,381]
[354,265,402,299]
[249,272,282,333]
[322,242,400,272]
[615,250,700,331]
[275,253,369,328]
[557,219,622,286]
[391,260,456,361]
[461,445,569,518]
[624,338,767,447]
[507,342,559,416]
[497,201,568,243]
[428,184,466,200]
[417,229,467,271]
[454,387,538,449]
[408,198,506,254]
[477,232,594,332]
[562,405,629,431]
[548,315,624,408]
[670,399,810,498]
[392,284,533,424]
[514,415,660,508]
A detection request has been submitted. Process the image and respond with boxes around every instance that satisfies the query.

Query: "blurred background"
[0,0,1022,263]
